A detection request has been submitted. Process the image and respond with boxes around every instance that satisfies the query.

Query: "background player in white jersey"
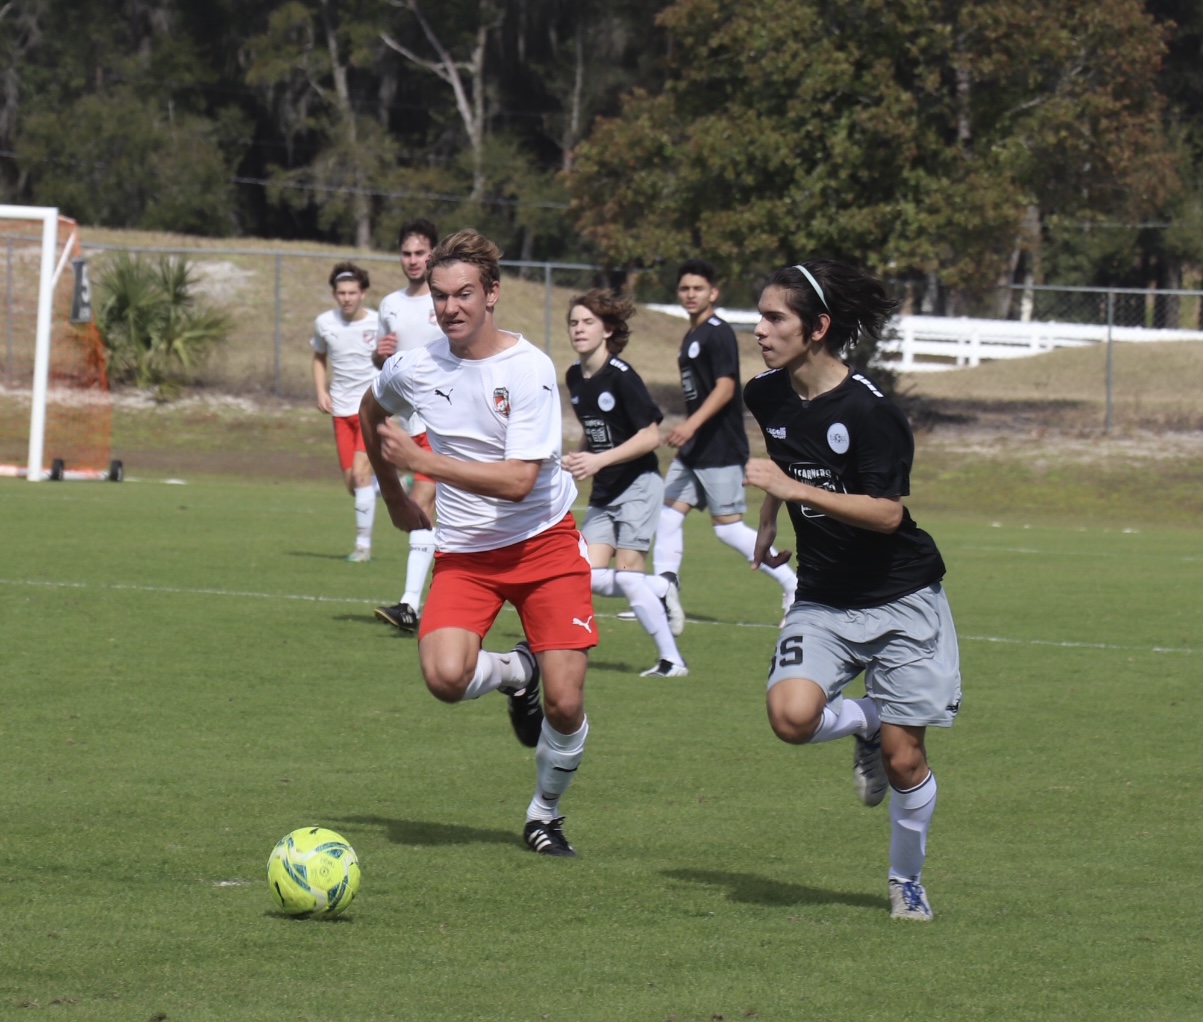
[311,262,380,561]
[360,229,595,857]
[563,288,688,678]
[372,218,443,633]
[653,258,798,622]
[743,260,962,921]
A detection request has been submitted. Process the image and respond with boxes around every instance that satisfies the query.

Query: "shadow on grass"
[662,868,883,910]
[340,815,523,850]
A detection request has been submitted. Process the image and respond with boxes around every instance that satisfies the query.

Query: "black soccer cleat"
[506,641,543,748]
[375,602,419,633]
[523,816,575,857]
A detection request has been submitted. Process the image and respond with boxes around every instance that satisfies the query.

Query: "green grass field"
[1,471,1199,1021]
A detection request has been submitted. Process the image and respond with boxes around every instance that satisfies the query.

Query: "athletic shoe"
[346,546,372,562]
[523,816,575,857]
[617,610,637,621]
[660,571,685,636]
[639,659,689,678]
[889,878,933,921]
[375,602,419,632]
[852,729,888,807]
[505,641,543,748]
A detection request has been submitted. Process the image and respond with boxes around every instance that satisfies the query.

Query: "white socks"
[461,649,529,701]
[402,528,436,608]
[712,520,796,596]
[652,506,686,576]
[527,717,588,822]
[353,486,375,549]
[806,697,879,744]
[592,569,683,665]
[889,771,937,881]
[615,570,683,665]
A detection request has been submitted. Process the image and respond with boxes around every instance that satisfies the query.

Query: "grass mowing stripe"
[2,576,1196,656]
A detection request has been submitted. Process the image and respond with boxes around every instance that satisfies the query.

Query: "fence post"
[1104,289,1115,433]
[273,252,282,397]
[5,239,12,381]
[543,263,553,355]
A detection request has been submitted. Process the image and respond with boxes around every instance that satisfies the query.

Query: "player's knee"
[766,682,824,744]
[542,688,584,733]
[882,743,927,787]
[418,656,472,703]
[766,704,821,745]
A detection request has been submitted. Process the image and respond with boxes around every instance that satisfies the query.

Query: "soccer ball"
[267,827,361,918]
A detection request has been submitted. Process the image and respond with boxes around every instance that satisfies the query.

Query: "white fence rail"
[643,304,1203,373]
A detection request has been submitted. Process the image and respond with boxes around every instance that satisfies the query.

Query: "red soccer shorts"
[332,414,365,471]
[418,513,597,653]
[411,431,434,485]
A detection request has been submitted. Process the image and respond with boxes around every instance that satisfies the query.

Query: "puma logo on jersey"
[434,387,454,403]
[572,615,594,634]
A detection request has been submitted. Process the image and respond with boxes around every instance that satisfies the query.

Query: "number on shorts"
[775,636,804,671]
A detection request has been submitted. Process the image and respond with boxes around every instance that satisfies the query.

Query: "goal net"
[0,207,115,480]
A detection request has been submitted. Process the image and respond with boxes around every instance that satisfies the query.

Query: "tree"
[568,0,1183,306]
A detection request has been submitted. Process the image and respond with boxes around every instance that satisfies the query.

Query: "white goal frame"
[0,204,78,481]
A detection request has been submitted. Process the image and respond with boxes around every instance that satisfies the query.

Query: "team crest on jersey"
[598,391,615,412]
[687,340,701,359]
[363,329,377,346]
[827,422,849,454]
[493,387,511,417]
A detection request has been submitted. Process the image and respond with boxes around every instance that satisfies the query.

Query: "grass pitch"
[0,476,1199,1021]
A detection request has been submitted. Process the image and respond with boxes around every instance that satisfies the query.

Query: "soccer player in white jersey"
[311,262,380,561]
[360,229,595,857]
[372,218,444,633]
[743,260,963,920]
[563,288,688,678]
[652,258,798,623]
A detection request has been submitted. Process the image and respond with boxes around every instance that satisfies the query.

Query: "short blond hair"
[427,229,502,290]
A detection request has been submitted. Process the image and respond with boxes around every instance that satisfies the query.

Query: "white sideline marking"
[1,576,1197,656]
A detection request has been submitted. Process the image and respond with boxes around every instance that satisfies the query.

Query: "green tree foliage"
[568,0,1183,300]
[94,252,231,399]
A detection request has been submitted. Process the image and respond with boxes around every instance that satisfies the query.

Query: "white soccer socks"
[889,771,937,881]
[653,506,686,577]
[808,697,879,744]
[402,528,435,609]
[712,520,796,596]
[615,570,684,666]
[526,716,588,823]
[353,486,375,550]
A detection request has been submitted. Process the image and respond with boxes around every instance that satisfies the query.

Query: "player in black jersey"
[652,259,797,624]
[743,260,962,921]
[563,289,688,677]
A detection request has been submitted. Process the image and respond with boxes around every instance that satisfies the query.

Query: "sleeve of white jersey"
[371,350,416,421]
[503,351,561,462]
[310,316,326,353]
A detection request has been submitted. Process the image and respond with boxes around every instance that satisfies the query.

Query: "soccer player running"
[311,262,381,562]
[742,260,962,921]
[360,229,594,857]
[372,218,444,633]
[563,289,688,678]
[653,258,797,623]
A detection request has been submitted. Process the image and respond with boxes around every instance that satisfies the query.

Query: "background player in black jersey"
[652,258,798,624]
[743,260,962,922]
[563,289,689,677]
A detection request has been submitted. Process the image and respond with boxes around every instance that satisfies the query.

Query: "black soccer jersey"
[566,355,664,506]
[743,367,946,609]
[676,315,749,468]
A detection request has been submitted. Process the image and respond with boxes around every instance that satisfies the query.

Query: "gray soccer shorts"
[767,583,962,728]
[663,459,747,516]
[580,470,663,552]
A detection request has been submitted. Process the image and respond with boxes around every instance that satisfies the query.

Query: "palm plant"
[95,252,231,399]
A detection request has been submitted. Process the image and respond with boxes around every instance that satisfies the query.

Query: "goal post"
[0,205,115,481]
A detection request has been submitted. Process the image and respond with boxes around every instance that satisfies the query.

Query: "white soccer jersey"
[377,289,444,434]
[372,333,577,553]
[311,308,380,417]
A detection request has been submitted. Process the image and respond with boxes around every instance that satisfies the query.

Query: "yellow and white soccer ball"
[267,827,361,918]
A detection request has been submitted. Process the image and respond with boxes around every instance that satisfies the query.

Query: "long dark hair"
[765,260,898,354]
